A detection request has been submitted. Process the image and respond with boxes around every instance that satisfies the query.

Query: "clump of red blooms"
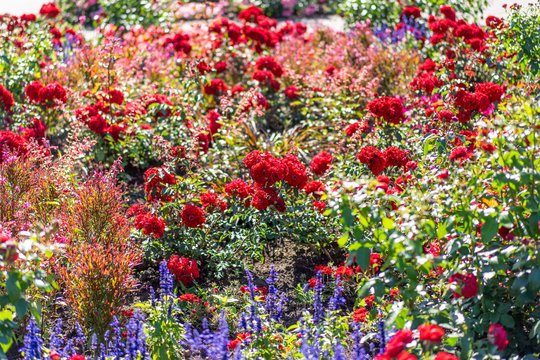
[25,81,68,107]
[375,324,453,360]
[376,330,414,359]
[0,84,15,112]
[127,204,166,238]
[448,272,478,299]
[357,145,411,176]
[144,167,176,202]
[418,323,445,343]
[428,5,487,51]
[367,96,406,124]
[345,121,370,137]
[164,32,191,55]
[167,255,200,286]
[0,130,29,163]
[39,2,61,18]
[222,150,331,213]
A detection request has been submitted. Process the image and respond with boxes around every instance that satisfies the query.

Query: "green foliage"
[0,230,57,357]
[338,0,487,28]
[504,2,540,75]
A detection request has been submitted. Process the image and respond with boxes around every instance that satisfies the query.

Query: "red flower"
[312,200,326,212]
[439,5,456,21]
[207,110,221,135]
[284,85,299,99]
[0,131,28,163]
[22,119,47,142]
[239,5,264,23]
[144,167,176,202]
[367,97,406,124]
[486,16,503,29]
[449,146,472,162]
[39,2,61,18]
[165,33,191,54]
[397,352,417,360]
[181,204,206,228]
[108,89,124,105]
[383,147,409,168]
[437,110,454,122]
[25,81,43,103]
[227,339,241,350]
[255,56,283,77]
[475,82,504,103]
[384,330,413,357]
[0,84,14,112]
[68,355,86,360]
[314,265,333,275]
[345,121,369,137]
[215,61,227,73]
[304,181,325,198]
[410,73,441,94]
[37,82,68,107]
[134,213,165,238]
[197,61,212,74]
[357,146,386,176]
[352,307,368,323]
[200,192,219,210]
[167,255,200,286]
[402,6,421,19]
[364,295,375,307]
[126,204,146,218]
[179,293,202,303]
[448,273,478,299]
[418,323,445,343]
[310,151,333,176]
[370,253,383,272]
[20,14,37,22]
[325,65,336,77]
[434,352,458,360]
[248,153,288,186]
[488,323,508,350]
[224,179,252,200]
[204,79,228,95]
[283,154,308,189]
[307,277,320,288]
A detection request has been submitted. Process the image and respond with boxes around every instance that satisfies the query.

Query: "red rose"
[134,213,165,238]
[434,352,458,360]
[167,255,200,286]
[357,146,386,176]
[488,323,508,350]
[39,2,61,18]
[310,151,333,176]
[367,97,406,124]
[352,307,368,323]
[181,204,206,228]
[448,273,478,299]
[418,323,445,343]
[384,330,413,357]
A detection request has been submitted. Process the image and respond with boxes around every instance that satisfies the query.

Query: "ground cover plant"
[0,1,539,359]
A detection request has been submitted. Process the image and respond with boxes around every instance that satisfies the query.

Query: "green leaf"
[529,268,540,290]
[481,216,499,242]
[382,217,395,230]
[352,247,371,271]
[437,222,447,239]
[337,233,349,248]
